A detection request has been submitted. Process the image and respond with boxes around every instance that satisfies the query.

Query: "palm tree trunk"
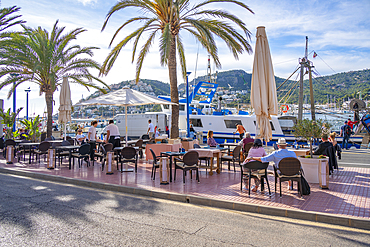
[45,91,53,138]
[168,36,179,138]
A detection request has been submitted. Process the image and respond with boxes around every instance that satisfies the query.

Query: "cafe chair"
[149,148,166,180]
[99,143,114,171]
[274,157,303,198]
[119,147,138,172]
[33,141,51,163]
[135,139,144,158]
[243,142,253,159]
[240,161,271,196]
[221,145,241,172]
[17,139,32,162]
[174,151,200,184]
[72,144,91,168]
[67,138,75,145]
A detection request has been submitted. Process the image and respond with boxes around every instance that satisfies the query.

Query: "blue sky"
[1,0,370,117]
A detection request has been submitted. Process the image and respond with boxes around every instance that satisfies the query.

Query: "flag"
[313,52,318,58]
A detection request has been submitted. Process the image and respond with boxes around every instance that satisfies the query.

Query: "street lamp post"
[186,72,191,138]
[10,73,19,132]
[25,87,31,120]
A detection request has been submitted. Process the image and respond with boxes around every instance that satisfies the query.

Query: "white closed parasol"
[58,77,72,140]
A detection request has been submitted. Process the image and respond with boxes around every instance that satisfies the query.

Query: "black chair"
[40,133,46,142]
[17,139,31,162]
[174,151,199,184]
[67,138,75,145]
[141,134,150,140]
[33,141,51,163]
[221,145,241,172]
[0,137,4,152]
[240,161,271,196]
[149,148,167,180]
[273,157,303,198]
[135,139,144,158]
[72,144,91,168]
[119,147,137,172]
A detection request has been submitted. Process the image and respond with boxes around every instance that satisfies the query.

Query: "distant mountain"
[83,68,370,104]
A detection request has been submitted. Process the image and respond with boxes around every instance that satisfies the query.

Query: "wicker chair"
[119,147,137,172]
[149,148,166,180]
[274,157,303,198]
[243,142,253,159]
[240,161,271,196]
[174,151,199,183]
[135,139,144,158]
[221,145,241,172]
[99,143,114,171]
[71,144,91,168]
[33,141,51,163]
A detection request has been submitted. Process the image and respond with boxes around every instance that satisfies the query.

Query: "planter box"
[298,157,329,184]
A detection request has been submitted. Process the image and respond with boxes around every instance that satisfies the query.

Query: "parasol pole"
[125,106,128,147]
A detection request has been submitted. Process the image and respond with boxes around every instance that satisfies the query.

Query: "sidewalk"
[0,154,369,229]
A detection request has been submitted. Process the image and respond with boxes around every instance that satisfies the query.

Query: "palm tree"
[0,6,25,37]
[100,0,254,138]
[0,20,110,137]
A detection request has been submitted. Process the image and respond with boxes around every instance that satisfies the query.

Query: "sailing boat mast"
[298,36,315,121]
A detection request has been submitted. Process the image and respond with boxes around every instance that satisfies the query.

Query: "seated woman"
[241,139,266,192]
[207,130,218,147]
[329,132,341,159]
[76,129,86,145]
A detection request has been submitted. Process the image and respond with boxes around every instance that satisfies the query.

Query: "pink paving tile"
[1,155,370,219]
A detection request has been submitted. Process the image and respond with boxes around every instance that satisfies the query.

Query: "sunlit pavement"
[0,152,369,221]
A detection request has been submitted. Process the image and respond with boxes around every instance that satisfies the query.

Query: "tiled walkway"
[1,155,369,219]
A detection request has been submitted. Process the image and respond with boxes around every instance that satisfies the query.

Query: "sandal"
[252,185,258,192]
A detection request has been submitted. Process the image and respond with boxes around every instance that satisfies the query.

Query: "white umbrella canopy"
[251,26,279,142]
[76,87,176,145]
[58,77,72,140]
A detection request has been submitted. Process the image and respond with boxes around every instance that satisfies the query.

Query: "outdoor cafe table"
[145,143,182,160]
[288,148,310,157]
[219,142,239,154]
[188,148,222,175]
[160,151,186,182]
[54,145,80,169]
[18,142,40,164]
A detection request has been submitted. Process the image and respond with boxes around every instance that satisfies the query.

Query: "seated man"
[238,132,254,146]
[313,134,333,156]
[245,138,297,189]
[245,138,297,168]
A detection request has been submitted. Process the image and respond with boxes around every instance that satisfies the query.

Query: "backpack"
[344,125,352,136]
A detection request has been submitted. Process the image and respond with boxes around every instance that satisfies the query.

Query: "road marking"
[338,162,370,166]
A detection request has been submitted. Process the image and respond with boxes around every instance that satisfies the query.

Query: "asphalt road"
[0,174,369,246]
[338,149,370,168]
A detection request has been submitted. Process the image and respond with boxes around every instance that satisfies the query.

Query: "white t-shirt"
[148,123,154,132]
[88,126,96,141]
[76,134,85,144]
[106,124,120,139]
[155,130,160,138]
[106,124,120,136]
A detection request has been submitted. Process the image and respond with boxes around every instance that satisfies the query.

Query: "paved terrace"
[0,149,369,227]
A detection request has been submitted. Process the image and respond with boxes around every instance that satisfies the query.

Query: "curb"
[1,167,369,230]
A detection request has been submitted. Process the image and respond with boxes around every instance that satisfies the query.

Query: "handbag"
[300,175,311,195]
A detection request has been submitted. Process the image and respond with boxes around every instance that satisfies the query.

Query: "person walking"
[234,123,246,140]
[147,120,154,138]
[105,120,120,148]
[340,121,351,150]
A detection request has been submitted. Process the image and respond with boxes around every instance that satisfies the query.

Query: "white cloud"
[76,0,97,6]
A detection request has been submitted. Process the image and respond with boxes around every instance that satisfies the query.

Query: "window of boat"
[253,121,275,131]
[179,105,185,111]
[191,119,203,127]
[163,104,169,109]
[224,120,242,128]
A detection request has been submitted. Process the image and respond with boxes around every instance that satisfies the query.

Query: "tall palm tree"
[100,0,254,138]
[0,20,109,137]
[0,6,25,37]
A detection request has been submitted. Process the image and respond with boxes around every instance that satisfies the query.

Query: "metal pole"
[186,72,191,138]
[25,88,31,120]
[308,65,315,120]
[298,59,304,121]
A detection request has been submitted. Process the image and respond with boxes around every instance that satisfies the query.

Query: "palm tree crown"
[0,20,109,137]
[101,0,254,138]
[0,6,25,36]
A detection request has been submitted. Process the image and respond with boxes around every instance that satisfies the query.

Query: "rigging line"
[274,58,298,65]
[193,43,200,87]
[314,51,337,74]
[276,66,300,91]
[284,80,299,104]
[282,69,300,94]
[279,77,299,104]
